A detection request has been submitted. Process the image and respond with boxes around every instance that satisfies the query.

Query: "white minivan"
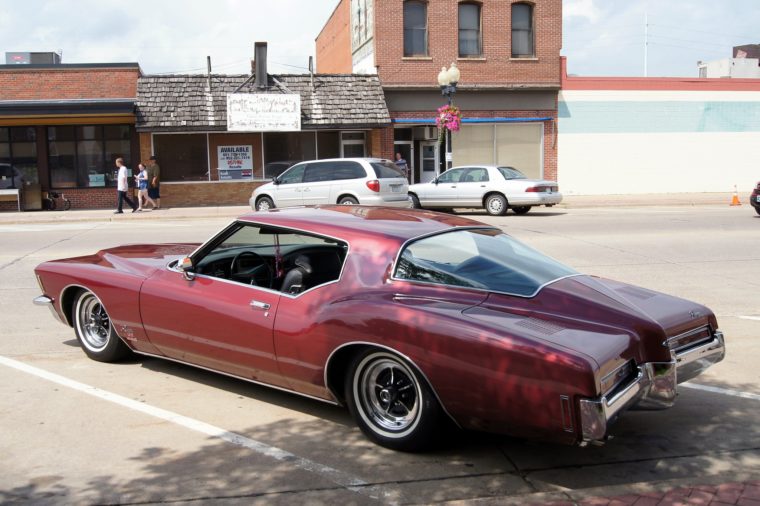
[250,158,410,211]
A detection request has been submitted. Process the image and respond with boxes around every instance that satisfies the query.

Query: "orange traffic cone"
[730,185,742,206]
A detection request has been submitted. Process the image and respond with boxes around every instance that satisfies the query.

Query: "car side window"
[303,162,334,183]
[279,164,306,185]
[463,168,489,183]
[437,169,464,184]
[193,223,348,295]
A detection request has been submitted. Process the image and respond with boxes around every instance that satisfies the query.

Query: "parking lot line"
[0,355,394,503]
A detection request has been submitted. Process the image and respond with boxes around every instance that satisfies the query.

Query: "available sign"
[226,93,301,132]
[218,145,253,180]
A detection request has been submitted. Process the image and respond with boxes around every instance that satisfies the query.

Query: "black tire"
[755,206,760,216]
[345,349,444,451]
[256,196,275,211]
[409,194,421,209]
[512,206,531,215]
[485,194,508,216]
[338,196,359,205]
[72,290,132,362]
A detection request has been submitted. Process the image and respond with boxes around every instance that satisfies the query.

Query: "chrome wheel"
[76,293,111,352]
[353,352,422,436]
[72,290,131,362]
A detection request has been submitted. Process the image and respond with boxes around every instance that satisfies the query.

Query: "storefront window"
[1,127,39,185]
[341,131,366,157]
[153,134,210,182]
[316,131,340,159]
[48,125,132,188]
[263,132,317,179]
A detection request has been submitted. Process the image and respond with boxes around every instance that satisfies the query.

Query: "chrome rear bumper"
[579,330,725,443]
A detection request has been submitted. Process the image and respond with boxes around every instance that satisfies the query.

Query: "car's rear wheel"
[256,196,275,211]
[345,349,444,451]
[409,194,421,209]
[338,196,359,205]
[485,194,508,216]
[73,290,132,362]
[512,206,531,215]
[755,206,760,216]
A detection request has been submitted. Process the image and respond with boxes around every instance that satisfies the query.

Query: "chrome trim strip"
[324,341,462,429]
[666,325,711,350]
[33,295,65,325]
[132,349,340,406]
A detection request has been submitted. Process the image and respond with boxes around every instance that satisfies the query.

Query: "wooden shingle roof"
[135,73,390,132]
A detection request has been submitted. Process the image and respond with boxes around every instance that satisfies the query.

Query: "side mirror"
[433,178,439,185]
[179,256,196,281]
[272,176,280,185]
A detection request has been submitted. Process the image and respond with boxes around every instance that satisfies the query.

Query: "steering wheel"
[230,250,274,288]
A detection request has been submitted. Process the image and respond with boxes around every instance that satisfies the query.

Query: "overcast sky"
[0,0,757,78]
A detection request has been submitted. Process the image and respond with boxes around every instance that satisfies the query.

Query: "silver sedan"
[408,165,562,216]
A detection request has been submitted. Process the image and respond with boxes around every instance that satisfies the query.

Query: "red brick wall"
[0,67,140,100]
[316,0,353,73]
[374,0,562,87]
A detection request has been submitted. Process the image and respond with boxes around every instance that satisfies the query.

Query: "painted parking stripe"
[0,355,395,503]
[682,382,760,401]
[738,315,760,321]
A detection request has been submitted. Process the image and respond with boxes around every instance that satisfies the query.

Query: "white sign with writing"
[217,145,253,180]
[227,93,301,132]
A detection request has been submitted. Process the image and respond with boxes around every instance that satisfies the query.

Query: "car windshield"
[371,161,406,179]
[394,228,578,297]
[497,167,527,180]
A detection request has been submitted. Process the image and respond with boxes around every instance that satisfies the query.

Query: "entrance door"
[393,142,413,183]
[420,141,438,183]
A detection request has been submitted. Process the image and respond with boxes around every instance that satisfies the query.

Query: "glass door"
[419,141,438,183]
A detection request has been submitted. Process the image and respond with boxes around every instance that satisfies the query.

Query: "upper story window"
[458,2,482,57]
[511,2,534,58]
[403,1,428,56]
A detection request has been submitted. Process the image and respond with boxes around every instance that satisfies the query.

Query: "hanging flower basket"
[436,104,462,145]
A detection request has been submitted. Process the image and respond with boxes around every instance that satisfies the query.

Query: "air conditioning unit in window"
[413,126,437,140]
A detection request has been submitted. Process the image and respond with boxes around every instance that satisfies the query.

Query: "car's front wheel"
[73,290,132,362]
[485,194,508,216]
[345,350,444,451]
[512,206,531,215]
[256,196,275,211]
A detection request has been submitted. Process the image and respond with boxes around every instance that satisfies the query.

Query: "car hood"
[463,275,715,375]
[52,243,200,278]
[255,182,274,194]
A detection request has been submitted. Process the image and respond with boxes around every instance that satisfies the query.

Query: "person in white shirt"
[114,157,137,214]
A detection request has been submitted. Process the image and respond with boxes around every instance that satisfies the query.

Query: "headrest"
[294,254,312,274]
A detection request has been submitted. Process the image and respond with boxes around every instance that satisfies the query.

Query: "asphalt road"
[1,206,758,505]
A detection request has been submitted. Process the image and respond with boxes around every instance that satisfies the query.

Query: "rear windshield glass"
[394,229,577,297]
[497,167,527,180]
[370,161,406,179]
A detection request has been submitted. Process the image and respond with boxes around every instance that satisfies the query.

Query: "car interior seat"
[280,255,312,294]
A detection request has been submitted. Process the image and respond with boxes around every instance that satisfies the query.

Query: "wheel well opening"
[60,286,85,327]
[336,194,357,204]
[325,344,372,404]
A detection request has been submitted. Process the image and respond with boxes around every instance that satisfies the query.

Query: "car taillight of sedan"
[366,180,380,192]
[526,185,558,193]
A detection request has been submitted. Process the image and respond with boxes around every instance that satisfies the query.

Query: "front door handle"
[250,300,271,310]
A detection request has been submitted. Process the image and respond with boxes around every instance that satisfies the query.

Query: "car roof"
[295,158,390,163]
[238,206,493,244]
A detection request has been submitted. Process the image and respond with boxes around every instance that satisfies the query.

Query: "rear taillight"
[525,187,540,192]
[366,180,380,192]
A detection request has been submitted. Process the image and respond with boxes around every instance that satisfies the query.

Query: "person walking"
[147,155,162,209]
[135,163,157,211]
[115,158,137,214]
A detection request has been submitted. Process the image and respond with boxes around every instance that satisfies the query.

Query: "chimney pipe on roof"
[254,42,267,89]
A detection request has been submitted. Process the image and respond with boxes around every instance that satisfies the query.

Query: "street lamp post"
[437,63,460,171]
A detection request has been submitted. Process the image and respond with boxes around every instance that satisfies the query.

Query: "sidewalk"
[0,192,739,226]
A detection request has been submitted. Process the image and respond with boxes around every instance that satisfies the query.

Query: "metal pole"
[446,89,453,171]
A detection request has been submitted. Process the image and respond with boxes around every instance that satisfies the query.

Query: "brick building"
[316,0,562,183]
[0,63,141,211]
[135,71,391,207]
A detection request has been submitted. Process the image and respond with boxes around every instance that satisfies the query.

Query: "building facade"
[317,0,562,183]
[558,58,760,195]
[135,72,391,207]
[0,63,141,211]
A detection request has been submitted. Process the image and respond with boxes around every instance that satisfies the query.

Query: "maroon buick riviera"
[33,206,725,451]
